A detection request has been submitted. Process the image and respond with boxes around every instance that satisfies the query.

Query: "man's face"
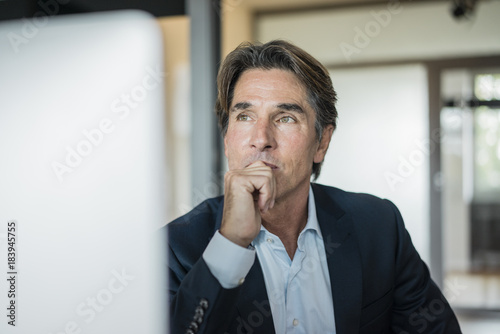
[224,68,332,202]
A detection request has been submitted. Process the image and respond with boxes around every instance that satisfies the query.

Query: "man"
[168,40,461,334]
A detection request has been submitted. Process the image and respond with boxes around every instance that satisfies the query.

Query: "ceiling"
[237,0,445,12]
[243,0,391,10]
[0,0,185,21]
[0,0,484,23]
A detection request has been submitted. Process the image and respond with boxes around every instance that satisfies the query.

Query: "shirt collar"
[303,184,323,240]
[257,185,323,240]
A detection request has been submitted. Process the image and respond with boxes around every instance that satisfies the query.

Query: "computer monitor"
[0,10,168,334]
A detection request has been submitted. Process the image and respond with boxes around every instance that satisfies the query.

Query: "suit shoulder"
[314,183,393,210]
[167,195,224,241]
[313,183,400,228]
[313,183,405,252]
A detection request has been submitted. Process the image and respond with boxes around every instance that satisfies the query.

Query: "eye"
[236,113,250,121]
[278,116,295,123]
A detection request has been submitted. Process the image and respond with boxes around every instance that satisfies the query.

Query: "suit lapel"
[235,257,276,333]
[215,199,276,333]
[312,184,362,334]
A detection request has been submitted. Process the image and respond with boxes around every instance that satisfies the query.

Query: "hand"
[220,161,276,248]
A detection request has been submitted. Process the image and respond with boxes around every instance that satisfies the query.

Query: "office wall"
[255,1,500,65]
[318,65,430,263]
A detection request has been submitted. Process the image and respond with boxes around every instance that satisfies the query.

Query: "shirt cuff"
[202,230,256,289]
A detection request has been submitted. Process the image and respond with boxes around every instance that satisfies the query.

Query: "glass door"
[441,69,500,310]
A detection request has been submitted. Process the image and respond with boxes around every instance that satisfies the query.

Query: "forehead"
[231,68,308,104]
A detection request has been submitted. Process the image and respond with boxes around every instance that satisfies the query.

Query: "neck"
[261,181,310,259]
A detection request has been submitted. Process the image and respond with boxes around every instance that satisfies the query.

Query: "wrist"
[219,228,252,248]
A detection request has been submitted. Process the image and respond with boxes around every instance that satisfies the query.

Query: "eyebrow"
[275,103,305,114]
[230,102,305,114]
[230,102,252,113]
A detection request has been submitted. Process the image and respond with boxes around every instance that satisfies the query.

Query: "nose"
[250,118,277,151]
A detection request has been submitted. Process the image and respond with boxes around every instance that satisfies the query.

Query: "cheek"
[224,132,244,168]
[282,133,315,153]
[226,124,246,144]
[282,135,318,167]
[225,132,241,153]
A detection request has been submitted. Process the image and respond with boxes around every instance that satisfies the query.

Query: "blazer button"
[195,306,204,317]
[199,298,209,309]
[188,321,199,332]
[193,314,203,324]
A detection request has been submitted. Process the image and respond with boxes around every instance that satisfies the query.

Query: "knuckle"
[225,171,237,183]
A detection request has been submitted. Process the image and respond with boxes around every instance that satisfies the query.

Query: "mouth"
[262,161,279,170]
[244,159,280,170]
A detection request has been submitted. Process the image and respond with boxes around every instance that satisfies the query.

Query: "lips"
[244,159,280,170]
[262,161,279,170]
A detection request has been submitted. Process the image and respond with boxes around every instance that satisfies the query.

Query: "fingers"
[220,160,277,247]
[227,161,276,213]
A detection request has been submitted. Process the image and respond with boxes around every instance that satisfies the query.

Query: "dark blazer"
[168,183,461,334]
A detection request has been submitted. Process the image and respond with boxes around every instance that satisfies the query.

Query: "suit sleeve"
[386,200,462,334]
[169,250,242,334]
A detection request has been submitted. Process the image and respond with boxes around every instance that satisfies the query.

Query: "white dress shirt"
[203,186,336,333]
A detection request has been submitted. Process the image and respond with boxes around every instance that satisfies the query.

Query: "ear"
[313,125,334,163]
